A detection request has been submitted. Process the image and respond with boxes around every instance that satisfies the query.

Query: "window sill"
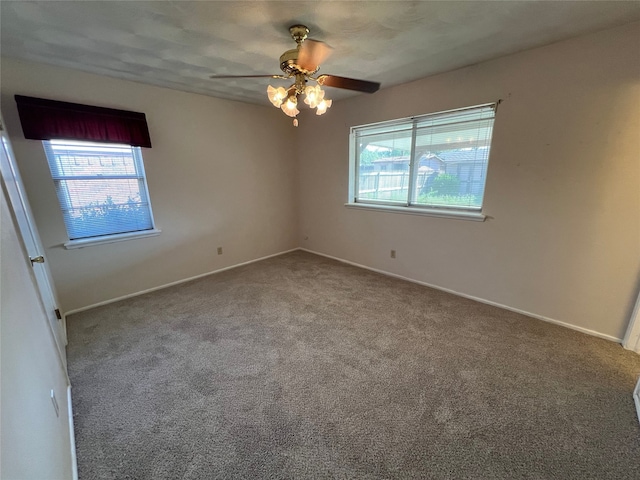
[344,203,486,221]
[64,229,161,249]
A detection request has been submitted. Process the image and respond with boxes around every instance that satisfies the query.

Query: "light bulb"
[280,95,300,117]
[267,85,287,108]
[315,98,332,115]
[304,85,324,109]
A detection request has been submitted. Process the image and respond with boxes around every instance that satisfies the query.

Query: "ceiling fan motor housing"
[279,49,300,75]
[280,25,318,76]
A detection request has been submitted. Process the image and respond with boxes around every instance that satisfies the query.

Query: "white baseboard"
[65,246,623,344]
[67,385,78,480]
[634,377,640,425]
[64,248,300,316]
[299,248,622,344]
[60,246,636,428]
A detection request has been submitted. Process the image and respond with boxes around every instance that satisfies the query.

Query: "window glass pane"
[43,140,154,240]
[412,147,491,209]
[351,103,496,213]
[412,115,493,209]
[356,129,412,203]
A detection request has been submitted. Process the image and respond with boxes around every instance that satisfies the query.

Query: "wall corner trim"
[622,292,640,353]
[67,386,79,480]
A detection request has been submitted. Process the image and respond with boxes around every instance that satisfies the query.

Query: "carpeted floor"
[67,251,640,479]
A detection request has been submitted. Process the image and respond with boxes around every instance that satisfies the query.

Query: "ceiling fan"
[210,25,381,126]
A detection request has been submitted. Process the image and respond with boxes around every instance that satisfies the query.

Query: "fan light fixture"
[211,25,381,127]
[267,80,331,126]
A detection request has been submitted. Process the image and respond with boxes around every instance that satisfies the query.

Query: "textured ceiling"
[2,1,639,106]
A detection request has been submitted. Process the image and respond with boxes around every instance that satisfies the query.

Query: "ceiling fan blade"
[316,75,380,93]
[209,74,286,79]
[298,39,333,72]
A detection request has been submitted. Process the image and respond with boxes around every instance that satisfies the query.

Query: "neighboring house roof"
[417,154,444,171]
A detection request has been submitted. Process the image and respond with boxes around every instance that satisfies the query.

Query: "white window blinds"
[43,140,155,240]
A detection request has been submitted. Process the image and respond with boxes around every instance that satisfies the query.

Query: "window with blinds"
[43,140,155,241]
[350,103,496,214]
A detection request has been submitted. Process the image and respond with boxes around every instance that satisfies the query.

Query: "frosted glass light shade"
[267,85,287,108]
[304,85,324,109]
[280,95,300,117]
[315,98,332,115]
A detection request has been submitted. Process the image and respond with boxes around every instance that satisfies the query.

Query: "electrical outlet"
[391,250,396,259]
[217,247,223,255]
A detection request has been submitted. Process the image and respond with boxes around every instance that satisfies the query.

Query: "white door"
[0,115,67,364]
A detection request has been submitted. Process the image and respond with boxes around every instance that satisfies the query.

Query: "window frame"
[347,103,497,221]
[42,140,160,249]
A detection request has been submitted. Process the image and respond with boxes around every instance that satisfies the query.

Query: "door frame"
[623,288,640,353]
[0,115,67,363]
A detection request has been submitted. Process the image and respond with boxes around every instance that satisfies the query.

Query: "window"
[348,103,496,219]
[14,95,156,248]
[43,140,158,247]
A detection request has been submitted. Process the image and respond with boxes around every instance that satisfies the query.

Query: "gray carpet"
[67,251,640,479]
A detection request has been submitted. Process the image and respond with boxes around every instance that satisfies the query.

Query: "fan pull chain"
[293,118,298,127]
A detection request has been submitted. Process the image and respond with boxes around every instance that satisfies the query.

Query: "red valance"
[14,95,152,148]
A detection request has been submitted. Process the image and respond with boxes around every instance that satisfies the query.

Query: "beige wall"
[1,184,74,479]
[2,22,638,339]
[297,22,640,340]
[1,58,299,312]
[1,19,637,480]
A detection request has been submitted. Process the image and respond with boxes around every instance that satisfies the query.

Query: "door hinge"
[55,309,62,320]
